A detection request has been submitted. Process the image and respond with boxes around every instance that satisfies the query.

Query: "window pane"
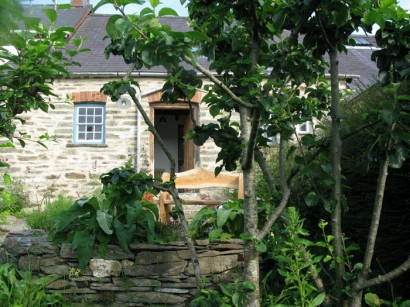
[75,105,105,144]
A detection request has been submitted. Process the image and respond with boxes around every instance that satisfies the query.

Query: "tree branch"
[254,149,277,193]
[181,54,255,109]
[354,256,410,292]
[287,119,381,184]
[256,136,290,240]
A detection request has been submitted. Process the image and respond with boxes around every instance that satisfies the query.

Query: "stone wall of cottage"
[2,77,221,205]
[1,230,244,306]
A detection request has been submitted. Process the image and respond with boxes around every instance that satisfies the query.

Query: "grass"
[24,194,74,232]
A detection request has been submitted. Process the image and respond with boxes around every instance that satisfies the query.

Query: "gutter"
[69,71,361,80]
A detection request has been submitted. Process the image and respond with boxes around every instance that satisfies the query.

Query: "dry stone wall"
[0,230,244,306]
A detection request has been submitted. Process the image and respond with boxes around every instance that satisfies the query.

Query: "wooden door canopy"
[159,167,244,224]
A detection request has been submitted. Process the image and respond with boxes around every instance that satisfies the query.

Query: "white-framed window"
[73,103,106,144]
[296,121,312,134]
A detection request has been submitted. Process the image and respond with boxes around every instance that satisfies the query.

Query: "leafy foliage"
[191,278,256,307]
[50,162,160,268]
[189,199,244,241]
[0,1,88,148]
[24,194,74,231]
[0,263,65,306]
[267,207,325,307]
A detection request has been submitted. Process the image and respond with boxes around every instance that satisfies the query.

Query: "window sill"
[66,144,108,148]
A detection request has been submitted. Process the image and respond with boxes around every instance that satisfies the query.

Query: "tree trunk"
[240,106,260,307]
[350,158,389,306]
[329,48,345,304]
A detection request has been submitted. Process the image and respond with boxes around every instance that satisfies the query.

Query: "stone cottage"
[3,0,379,203]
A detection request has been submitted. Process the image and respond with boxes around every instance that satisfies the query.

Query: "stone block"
[134,250,191,264]
[3,230,55,255]
[185,255,238,275]
[115,291,187,304]
[154,287,190,294]
[89,259,122,277]
[112,277,161,288]
[47,279,76,290]
[124,260,187,277]
[41,264,69,275]
[65,172,86,179]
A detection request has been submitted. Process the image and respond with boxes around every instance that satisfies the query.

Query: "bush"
[24,195,74,232]
[50,163,161,268]
[0,176,31,214]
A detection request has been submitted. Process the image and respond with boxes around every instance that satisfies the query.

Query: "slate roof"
[67,15,211,75]
[66,13,379,86]
[22,4,91,29]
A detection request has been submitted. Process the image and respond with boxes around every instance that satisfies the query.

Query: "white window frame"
[296,121,312,134]
[73,103,106,144]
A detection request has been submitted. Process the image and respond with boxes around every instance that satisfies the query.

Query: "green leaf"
[240,232,253,241]
[72,230,95,269]
[216,208,232,228]
[242,281,256,291]
[232,292,240,307]
[0,143,14,148]
[323,255,332,263]
[142,200,159,220]
[106,15,122,39]
[158,8,178,17]
[311,292,325,306]
[219,284,233,297]
[304,191,319,207]
[3,173,12,187]
[209,105,220,117]
[114,218,135,252]
[93,0,115,13]
[364,292,382,307]
[149,0,160,8]
[140,7,154,16]
[42,8,57,23]
[115,18,131,35]
[255,241,267,253]
[209,228,223,241]
[96,210,113,235]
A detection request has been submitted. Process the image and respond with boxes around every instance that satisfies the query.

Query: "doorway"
[150,103,199,179]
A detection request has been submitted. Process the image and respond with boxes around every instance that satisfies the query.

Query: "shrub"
[0,263,65,306]
[24,194,74,232]
[0,175,31,214]
[50,163,161,268]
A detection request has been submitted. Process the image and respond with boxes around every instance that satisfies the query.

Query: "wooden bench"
[159,167,244,224]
